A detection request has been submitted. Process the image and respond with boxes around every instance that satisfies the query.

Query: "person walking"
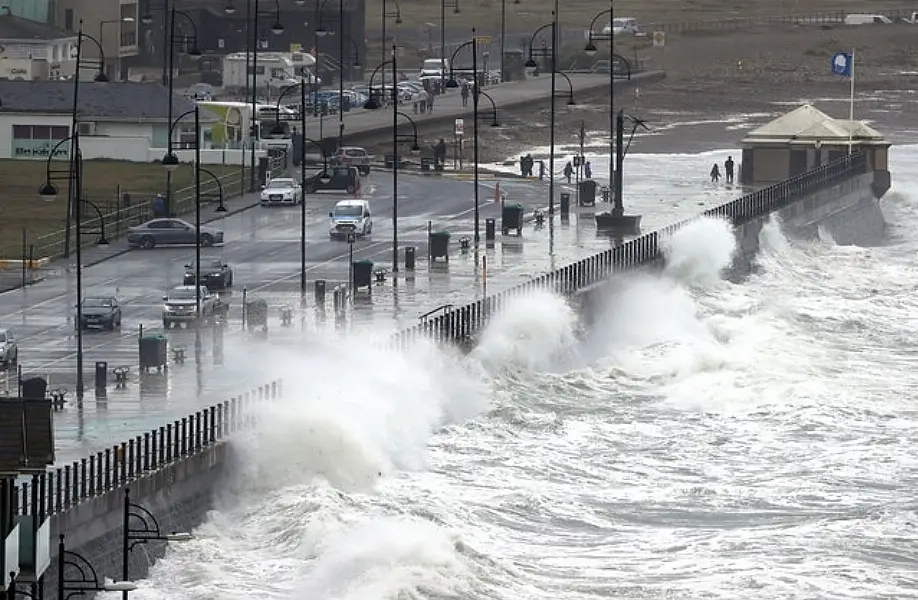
[564,161,574,184]
[584,161,592,179]
[460,83,470,107]
[710,163,721,183]
[724,156,735,184]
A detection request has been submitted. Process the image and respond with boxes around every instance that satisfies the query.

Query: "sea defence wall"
[387,151,881,349]
[15,381,280,596]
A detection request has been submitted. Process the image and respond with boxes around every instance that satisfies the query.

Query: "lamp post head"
[411,142,420,151]
[94,71,109,82]
[524,57,538,68]
[188,45,202,56]
[584,40,598,56]
[316,26,328,37]
[395,14,403,24]
[102,581,137,592]
[216,202,228,213]
[98,236,110,246]
[295,0,307,4]
[567,96,576,106]
[270,122,286,138]
[223,2,236,15]
[363,97,379,110]
[165,532,194,542]
[490,118,501,127]
[445,78,459,88]
[39,182,58,200]
[453,5,460,14]
[140,12,153,24]
[271,21,285,35]
[318,171,332,184]
[352,59,362,68]
[161,153,180,171]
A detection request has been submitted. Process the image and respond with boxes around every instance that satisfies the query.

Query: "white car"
[603,17,639,36]
[260,177,302,206]
[329,199,373,239]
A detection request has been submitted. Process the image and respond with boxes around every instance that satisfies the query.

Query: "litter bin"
[314,279,326,307]
[20,376,47,400]
[405,246,416,270]
[94,361,108,391]
[559,192,571,216]
[342,95,351,112]
[485,218,496,242]
[501,203,524,235]
[578,180,597,206]
[352,259,374,289]
[139,334,167,371]
[429,231,451,262]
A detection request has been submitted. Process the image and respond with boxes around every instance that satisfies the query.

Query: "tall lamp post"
[224,0,284,193]
[392,110,421,266]
[60,22,107,260]
[499,0,520,82]
[270,82,331,304]
[439,0,461,93]
[142,6,200,217]
[380,0,402,98]
[121,489,192,599]
[315,0,352,142]
[585,1,616,191]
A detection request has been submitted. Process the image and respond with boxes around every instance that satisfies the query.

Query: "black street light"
[121,489,192,599]
[585,1,617,195]
[315,0,348,143]
[224,0,284,193]
[440,0,461,93]
[58,534,137,599]
[380,0,402,96]
[271,82,332,304]
[478,90,501,127]
[499,0,520,83]
[198,167,228,212]
[60,22,107,260]
[362,50,401,271]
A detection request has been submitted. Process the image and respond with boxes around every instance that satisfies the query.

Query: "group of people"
[518,155,594,183]
[710,156,736,184]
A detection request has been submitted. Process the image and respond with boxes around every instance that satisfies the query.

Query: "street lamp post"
[121,488,192,599]
[584,2,615,192]
[380,0,402,99]
[224,0,284,193]
[440,0,461,93]
[477,90,502,126]
[59,534,137,599]
[198,167,229,213]
[499,0,520,83]
[315,0,354,143]
[270,83,331,304]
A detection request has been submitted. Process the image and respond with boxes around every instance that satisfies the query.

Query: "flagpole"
[848,48,855,156]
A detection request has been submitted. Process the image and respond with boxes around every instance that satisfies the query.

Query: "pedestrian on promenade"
[724,156,735,184]
[564,161,574,184]
[584,161,592,179]
[539,160,546,180]
[427,92,434,112]
[461,83,470,107]
[710,163,721,183]
[152,193,166,218]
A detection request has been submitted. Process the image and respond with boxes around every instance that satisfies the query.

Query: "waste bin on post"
[405,246,416,270]
[95,361,108,393]
[485,218,496,242]
[559,193,571,217]
[578,180,597,206]
[139,334,167,373]
[342,95,351,112]
[314,279,326,307]
[20,376,47,400]
[352,259,374,290]
[429,231,451,262]
[501,203,524,235]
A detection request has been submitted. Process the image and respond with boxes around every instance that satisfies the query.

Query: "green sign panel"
[12,139,71,160]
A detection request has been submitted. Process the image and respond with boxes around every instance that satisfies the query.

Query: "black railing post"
[167,423,174,462]
[144,432,151,471]
[159,426,166,467]
[195,411,202,451]
[104,448,111,490]
[88,455,95,496]
[181,417,188,456]
[128,438,135,479]
[55,468,62,513]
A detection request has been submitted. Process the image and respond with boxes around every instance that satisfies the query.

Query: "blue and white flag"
[831,52,853,77]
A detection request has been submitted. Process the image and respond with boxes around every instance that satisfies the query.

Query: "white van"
[419,58,449,78]
[329,199,373,239]
[843,13,893,25]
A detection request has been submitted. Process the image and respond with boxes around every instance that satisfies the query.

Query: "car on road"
[162,285,225,328]
[330,146,372,175]
[184,258,234,289]
[79,296,122,330]
[329,199,373,239]
[604,17,639,36]
[304,166,360,194]
[260,177,302,206]
[128,218,224,250]
[0,329,17,367]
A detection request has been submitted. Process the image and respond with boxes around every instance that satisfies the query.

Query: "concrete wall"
[40,443,227,596]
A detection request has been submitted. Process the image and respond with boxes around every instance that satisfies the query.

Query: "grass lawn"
[0,160,244,259]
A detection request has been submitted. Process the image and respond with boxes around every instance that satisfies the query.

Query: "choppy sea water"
[100,145,918,600]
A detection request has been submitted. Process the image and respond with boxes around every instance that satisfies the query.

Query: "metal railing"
[14,380,282,518]
[388,152,868,350]
[642,10,918,33]
[31,155,287,259]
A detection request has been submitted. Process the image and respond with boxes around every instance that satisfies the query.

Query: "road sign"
[652,31,666,47]
[474,35,491,44]
[346,232,357,244]
[454,118,464,137]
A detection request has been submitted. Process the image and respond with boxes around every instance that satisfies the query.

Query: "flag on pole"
[831,52,852,77]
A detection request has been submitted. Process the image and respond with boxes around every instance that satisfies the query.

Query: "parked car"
[330,146,371,175]
[303,166,361,194]
[162,285,225,328]
[127,218,224,249]
[260,177,302,206]
[0,328,17,367]
[184,258,234,289]
[605,17,639,36]
[79,296,122,330]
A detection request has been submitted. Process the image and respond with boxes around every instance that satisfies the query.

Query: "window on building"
[64,9,74,32]
[13,125,69,140]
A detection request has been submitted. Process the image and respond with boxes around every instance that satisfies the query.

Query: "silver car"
[0,328,18,367]
[127,218,224,249]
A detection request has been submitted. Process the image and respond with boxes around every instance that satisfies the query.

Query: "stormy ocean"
[100,144,918,600]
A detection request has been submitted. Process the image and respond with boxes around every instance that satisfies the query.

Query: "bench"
[112,366,130,386]
[172,346,186,364]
